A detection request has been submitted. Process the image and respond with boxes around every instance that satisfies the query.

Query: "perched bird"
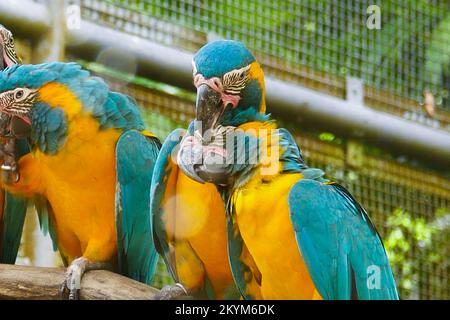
[151,126,258,299]
[0,24,29,264]
[0,62,160,299]
[178,40,399,299]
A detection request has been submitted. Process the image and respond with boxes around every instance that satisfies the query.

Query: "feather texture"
[289,180,399,299]
[0,138,32,263]
[0,62,160,286]
[115,130,160,284]
[151,128,241,299]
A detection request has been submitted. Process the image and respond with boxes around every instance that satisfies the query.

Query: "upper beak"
[196,84,222,132]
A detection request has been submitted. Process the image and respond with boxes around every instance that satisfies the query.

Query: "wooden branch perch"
[0,264,160,300]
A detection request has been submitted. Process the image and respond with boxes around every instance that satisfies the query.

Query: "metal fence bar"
[1,0,449,165]
[0,0,50,36]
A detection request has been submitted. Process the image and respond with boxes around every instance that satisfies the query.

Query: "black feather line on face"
[222,65,251,95]
[0,88,38,118]
[4,46,20,65]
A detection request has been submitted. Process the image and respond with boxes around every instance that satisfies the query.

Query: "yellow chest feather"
[233,173,322,299]
[8,114,121,262]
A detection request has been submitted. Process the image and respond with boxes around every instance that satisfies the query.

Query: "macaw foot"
[153,283,190,300]
[60,257,110,300]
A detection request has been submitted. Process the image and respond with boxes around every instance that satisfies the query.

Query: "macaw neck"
[31,111,122,176]
[30,82,144,155]
[226,122,311,190]
[220,106,270,127]
[226,121,283,189]
[29,103,68,155]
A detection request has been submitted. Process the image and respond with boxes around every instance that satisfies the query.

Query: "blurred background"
[0,0,449,299]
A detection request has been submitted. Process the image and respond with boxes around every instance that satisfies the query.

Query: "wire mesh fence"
[71,0,450,131]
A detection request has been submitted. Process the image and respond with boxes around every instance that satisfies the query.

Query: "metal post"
[31,0,65,63]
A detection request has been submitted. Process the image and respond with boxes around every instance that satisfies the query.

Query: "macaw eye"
[15,90,24,99]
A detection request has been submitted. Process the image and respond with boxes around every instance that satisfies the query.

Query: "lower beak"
[196,84,223,132]
[10,116,31,138]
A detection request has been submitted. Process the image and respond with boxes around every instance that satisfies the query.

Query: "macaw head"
[180,41,310,187]
[0,62,143,154]
[0,24,21,70]
[192,40,269,132]
[177,41,276,185]
[0,63,85,143]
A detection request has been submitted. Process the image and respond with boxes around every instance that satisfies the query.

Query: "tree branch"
[0,264,160,300]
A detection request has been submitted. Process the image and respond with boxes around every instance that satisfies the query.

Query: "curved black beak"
[196,84,223,132]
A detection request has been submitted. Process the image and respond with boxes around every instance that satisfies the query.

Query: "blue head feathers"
[0,62,145,154]
[194,40,256,79]
[193,40,269,127]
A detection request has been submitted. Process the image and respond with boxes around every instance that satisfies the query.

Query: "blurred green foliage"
[152,257,175,289]
[385,208,450,299]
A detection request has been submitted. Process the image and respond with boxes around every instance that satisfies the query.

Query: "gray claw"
[69,289,80,300]
[60,281,68,300]
[60,257,88,300]
[154,283,190,300]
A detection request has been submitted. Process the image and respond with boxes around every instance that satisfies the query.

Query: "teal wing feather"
[288,179,399,300]
[0,138,30,263]
[0,192,28,263]
[115,130,160,284]
[150,128,185,282]
[35,197,59,250]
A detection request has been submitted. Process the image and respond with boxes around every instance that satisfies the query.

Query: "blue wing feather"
[0,192,28,263]
[288,179,399,300]
[0,138,32,263]
[150,128,185,281]
[35,196,59,252]
[115,130,160,284]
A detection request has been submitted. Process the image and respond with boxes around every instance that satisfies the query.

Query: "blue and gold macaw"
[150,127,254,299]
[0,24,29,264]
[0,62,160,299]
[178,40,399,300]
